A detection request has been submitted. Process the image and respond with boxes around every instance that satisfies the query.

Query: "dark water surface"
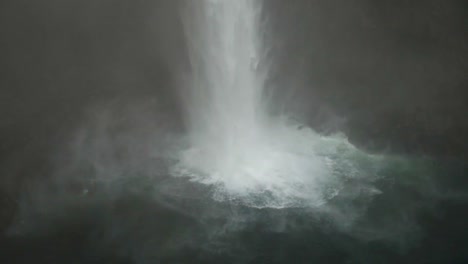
[0,153,466,263]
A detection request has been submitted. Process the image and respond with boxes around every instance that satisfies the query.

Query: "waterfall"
[171,0,378,209]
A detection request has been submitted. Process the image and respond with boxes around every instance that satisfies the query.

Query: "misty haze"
[0,0,467,263]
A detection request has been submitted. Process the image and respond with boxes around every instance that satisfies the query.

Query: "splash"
[171,0,381,208]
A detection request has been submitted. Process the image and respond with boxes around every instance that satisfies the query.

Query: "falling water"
[176,0,271,185]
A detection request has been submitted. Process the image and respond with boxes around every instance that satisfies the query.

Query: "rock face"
[266,0,468,157]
